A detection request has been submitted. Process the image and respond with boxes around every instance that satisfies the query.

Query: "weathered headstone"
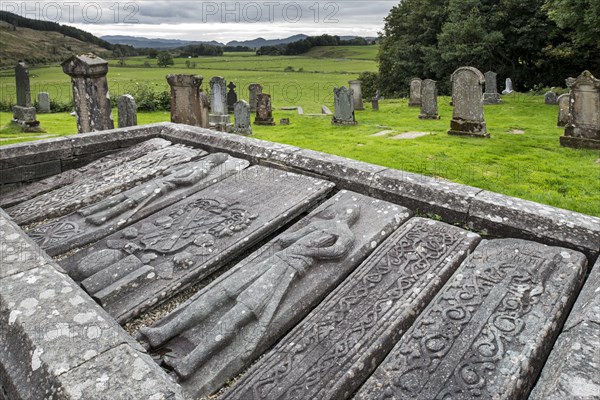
[529,258,600,400]
[117,94,137,128]
[12,62,40,131]
[419,79,440,120]
[223,218,479,400]
[248,83,262,112]
[483,71,502,104]
[545,91,559,105]
[348,80,364,110]
[0,139,171,209]
[7,145,202,226]
[166,74,207,128]
[254,93,275,126]
[408,78,422,107]
[279,118,290,125]
[227,81,238,113]
[61,54,114,133]
[371,97,379,111]
[321,105,332,115]
[448,67,488,138]
[199,92,210,128]
[60,166,336,323]
[233,100,252,135]
[209,76,229,126]
[502,77,514,94]
[137,190,412,398]
[37,92,50,113]
[557,93,570,127]
[561,70,600,149]
[29,154,249,256]
[355,238,587,400]
[332,86,357,126]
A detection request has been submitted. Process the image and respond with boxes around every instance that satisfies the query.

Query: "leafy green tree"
[157,51,174,68]
[148,48,158,58]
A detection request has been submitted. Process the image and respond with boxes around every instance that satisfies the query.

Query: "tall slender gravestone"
[502,78,514,94]
[248,83,262,112]
[12,62,40,131]
[419,79,440,120]
[166,74,206,128]
[37,92,50,113]
[448,67,488,138]
[332,86,357,126]
[254,93,275,126]
[209,76,229,126]
[118,94,137,128]
[557,93,570,128]
[560,70,600,149]
[408,78,422,107]
[227,81,238,113]
[483,71,502,104]
[545,91,558,105]
[62,54,114,133]
[348,80,364,110]
[234,100,252,135]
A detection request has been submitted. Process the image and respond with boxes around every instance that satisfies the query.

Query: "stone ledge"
[0,137,73,169]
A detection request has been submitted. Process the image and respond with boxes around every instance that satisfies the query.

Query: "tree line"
[376,0,600,96]
[257,34,376,56]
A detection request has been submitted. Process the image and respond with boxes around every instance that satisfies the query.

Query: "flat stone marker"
[349,80,365,110]
[254,93,275,126]
[223,218,480,400]
[419,79,440,119]
[530,257,600,400]
[483,71,502,104]
[502,77,514,94]
[37,92,50,112]
[371,130,394,137]
[138,190,412,398]
[448,67,488,138]
[166,74,207,128]
[28,154,249,256]
[545,91,559,104]
[233,100,252,135]
[60,166,336,323]
[280,106,298,111]
[556,93,570,127]
[332,86,357,126]
[408,78,422,107]
[561,70,600,150]
[117,94,137,128]
[354,238,587,400]
[508,128,525,134]
[321,105,333,115]
[248,83,262,112]
[297,106,304,115]
[279,118,290,125]
[8,144,203,226]
[391,131,431,140]
[0,138,171,209]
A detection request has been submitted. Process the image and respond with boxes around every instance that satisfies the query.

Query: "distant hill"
[226,34,309,48]
[102,35,224,49]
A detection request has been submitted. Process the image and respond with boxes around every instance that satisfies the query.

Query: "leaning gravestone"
[545,91,558,104]
[502,77,514,94]
[28,153,249,256]
[7,144,203,226]
[560,70,600,149]
[60,166,336,323]
[483,71,502,104]
[448,67,488,138]
[233,100,252,135]
[61,54,114,133]
[226,81,238,113]
[222,218,479,400]
[254,93,275,126]
[332,86,357,126]
[209,76,230,126]
[37,92,50,113]
[248,83,263,112]
[348,80,365,110]
[557,93,570,127]
[117,94,137,128]
[137,190,412,398]
[419,79,440,120]
[408,78,422,107]
[166,74,207,128]
[355,238,587,400]
[12,62,40,131]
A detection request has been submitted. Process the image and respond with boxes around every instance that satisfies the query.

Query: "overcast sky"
[3,1,397,43]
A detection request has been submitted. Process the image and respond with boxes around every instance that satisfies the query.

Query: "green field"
[1,46,599,217]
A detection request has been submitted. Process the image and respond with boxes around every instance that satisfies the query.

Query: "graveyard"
[1,2,600,400]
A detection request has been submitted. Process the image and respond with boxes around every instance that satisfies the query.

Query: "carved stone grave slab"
[137,190,413,398]
[27,153,250,256]
[529,257,600,400]
[0,138,171,209]
[7,144,203,226]
[354,238,587,400]
[60,165,335,323]
[223,217,480,400]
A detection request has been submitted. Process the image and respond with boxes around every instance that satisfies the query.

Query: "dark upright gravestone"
[117,94,137,128]
[248,83,262,112]
[166,74,207,128]
[408,78,422,107]
[545,91,558,104]
[419,79,440,120]
[483,71,502,104]
[560,70,600,149]
[254,93,275,126]
[62,54,114,133]
[448,67,488,138]
[557,93,570,128]
[12,62,40,131]
[332,86,357,126]
[226,81,238,113]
